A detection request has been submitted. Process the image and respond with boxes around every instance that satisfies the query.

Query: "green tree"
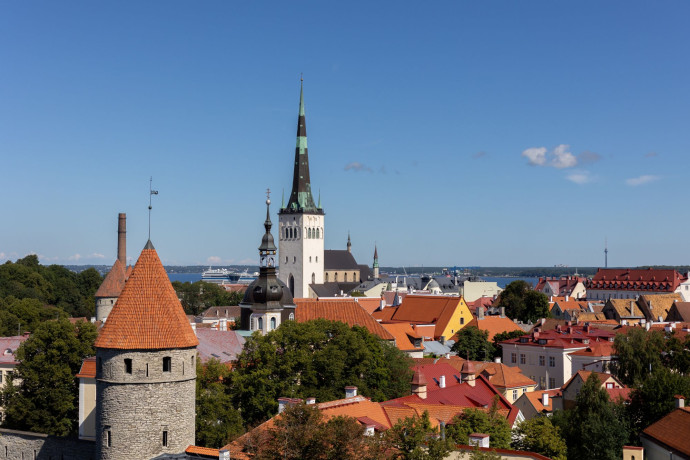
[1,319,97,436]
[384,411,452,460]
[230,319,412,427]
[0,297,67,336]
[446,397,511,449]
[196,358,244,447]
[626,367,690,441]
[450,326,495,361]
[495,281,550,323]
[512,416,567,460]
[492,330,526,359]
[610,328,665,386]
[173,281,243,316]
[553,374,629,460]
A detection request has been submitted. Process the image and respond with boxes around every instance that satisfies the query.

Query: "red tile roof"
[195,329,246,363]
[535,276,586,296]
[641,407,690,455]
[95,258,128,298]
[462,316,523,341]
[372,306,398,321]
[0,335,29,365]
[587,268,685,292]
[185,445,221,457]
[94,243,199,350]
[76,357,96,378]
[380,322,424,351]
[294,299,394,341]
[501,324,615,349]
[355,297,383,315]
[389,295,464,338]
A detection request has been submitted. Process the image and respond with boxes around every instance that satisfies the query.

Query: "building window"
[124,359,132,374]
[309,256,312,262]
[460,317,465,325]
[97,357,102,376]
[289,312,295,321]
[258,317,263,331]
[549,356,555,367]
[163,357,171,373]
[549,377,556,389]
[107,430,112,447]
[316,256,318,262]
[325,273,329,282]
[162,430,168,447]
[540,377,546,389]
[344,273,348,282]
[146,363,149,377]
[606,382,614,389]
[520,354,526,365]
[270,317,276,330]
[512,389,518,401]
[511,353,517,364]
[335,273,338,282]
[293,256,296,263]
[316,228,320,238]
[539,355,545,366]
[312,273,315,284]
[192,355,195,367]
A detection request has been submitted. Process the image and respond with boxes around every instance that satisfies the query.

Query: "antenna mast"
[604,238,608,268]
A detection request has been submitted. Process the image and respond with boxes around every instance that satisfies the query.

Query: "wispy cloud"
[626,175,660,186]
[472,151,487,159]
[579,151,601,164]
[644,151,658,158]
[522,147,547,166]
[67,252,105,261]
[552,144,577,169]
[566,171,593,185]
[0,252,5,259]
[207,256,222,264]
[344,162,373,173]
[522,144,582,169]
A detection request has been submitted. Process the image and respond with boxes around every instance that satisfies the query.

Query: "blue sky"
[1,1,689,268]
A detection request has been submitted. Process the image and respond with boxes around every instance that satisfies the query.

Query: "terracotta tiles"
[642,407,690,455]
[76,356,96,378]
[294,299,394,340]
[463,316,523,341]
[355,297,383,315]
[185,445,220,456]
[94,244,199,350]
[95,258,128,298]
[380,322,424,351]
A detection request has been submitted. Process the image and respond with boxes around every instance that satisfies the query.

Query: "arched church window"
[316,228,320,239]
[335,273,338,282]
[293,256,296,263]
[289,312,295,321]
[309,256,312,262]
[308,228,312,238]
[353,272,357,281]
[285,256,288,264]
[344,273,348,282]
[270,317,276,330]
[312,273,315,284]
[325,273,329,282]
[258,317,263,331]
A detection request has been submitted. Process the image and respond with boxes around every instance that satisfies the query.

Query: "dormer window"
[538,339,547,345]
[520,337,529,343]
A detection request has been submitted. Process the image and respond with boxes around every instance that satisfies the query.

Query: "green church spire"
[283,77,321,214]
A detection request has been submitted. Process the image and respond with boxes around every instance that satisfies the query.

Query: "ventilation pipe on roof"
[439,375,446,389]
[494,357,501,363]
[542,392,549,407]
[306,397,316,405]
[219,318,227,331]
[676,395,685,408]
[345,386,358,398]
[499,307,505,318]
[219,450,230,460]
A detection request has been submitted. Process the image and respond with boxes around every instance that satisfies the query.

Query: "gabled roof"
[641,407,690,455]
[561,370,623,393]
[324,250,360,270]
[95,258,128,298]
[668,302,690,322]
[354,297,383,315]
[380,322,424,351]
[382,290,406,307]
[463,316,523,341]
[522,389,560,413]
[0,335,29,365]
[294,298,394,340]
[587,268,685,292]
[474,362,536,389]
[196,329,246,363]
[94,242,199,350]
[199,305,243,319]
[638,293,682,322]
[604,299,645,319]
[390,295,463,338]
[372,306,398,322]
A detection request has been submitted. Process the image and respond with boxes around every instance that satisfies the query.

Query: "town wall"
[0,428,95,460]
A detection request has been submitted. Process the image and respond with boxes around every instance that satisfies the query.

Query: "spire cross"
[148,177,159,240]
[266,188,271,202]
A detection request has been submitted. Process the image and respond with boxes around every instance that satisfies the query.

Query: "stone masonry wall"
[0,428,95,460]
[95,347,196,460]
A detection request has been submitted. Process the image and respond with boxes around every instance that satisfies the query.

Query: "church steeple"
[283,78,321,214]
[373,245,379,279]
[347,232,352,253]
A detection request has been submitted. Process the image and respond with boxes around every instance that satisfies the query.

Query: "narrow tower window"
[107,430,112,447]
[124,359,132,374]
[146,363,149,377]
[163,357,171,372]
[270,317,276,330]
[162,430,168,447]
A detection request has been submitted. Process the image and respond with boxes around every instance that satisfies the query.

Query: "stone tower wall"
[95,347,196,460]
[95,297,117,322]
[278,212,324,298]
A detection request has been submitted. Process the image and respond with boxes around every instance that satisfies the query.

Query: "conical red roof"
[95,258,127,298]
[95,241,198,350]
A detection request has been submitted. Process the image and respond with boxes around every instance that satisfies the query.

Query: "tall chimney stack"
[117,213,126,265]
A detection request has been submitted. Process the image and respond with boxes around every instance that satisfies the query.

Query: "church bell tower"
[278,79,324,298]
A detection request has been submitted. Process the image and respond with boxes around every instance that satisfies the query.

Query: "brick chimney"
[477,306,485,320]
[117,213,126,266]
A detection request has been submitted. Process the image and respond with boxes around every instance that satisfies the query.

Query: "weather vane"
[148,177,159,240]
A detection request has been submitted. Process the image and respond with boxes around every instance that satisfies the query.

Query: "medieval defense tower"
[94,240,199,460]
[95,213,129,321]
[278,80,324,298]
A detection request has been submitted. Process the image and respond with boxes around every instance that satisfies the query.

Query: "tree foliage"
[0,256,102,326]
[552,374,629,460]
[610,328,666,386]
[446,397,511,449]
[512,416,567,460]
[230,319,413,427]
[243,403,373,460]
[195,358,244,447]
[450,326,494,361]
[495,281,550,323]
[1,319,97,436]
[384,411,452,460]
[626,367,690,441]
[172,280,244,316]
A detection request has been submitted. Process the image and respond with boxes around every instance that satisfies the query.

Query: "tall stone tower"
[95,213,130,321]
[373,245,380,279]
[94,240,199,460]
[241,195,296,334]
[279,79,324,298]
